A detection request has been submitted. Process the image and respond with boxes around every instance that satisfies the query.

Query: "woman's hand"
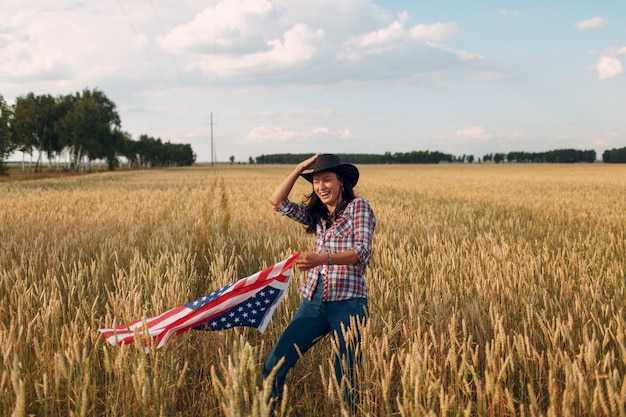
[296,250,358,270]
[297,153,321,173]
[296,252,324,271]
[269,153,321,207]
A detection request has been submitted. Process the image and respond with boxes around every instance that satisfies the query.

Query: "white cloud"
[426,42,482,61]
[470,70,510,82]
[190,23,325,75]
[499,9,520,17]
[158,0,276,54]
[604,46,626,56]
[312,127,329,135]
[311,127,353,139]
[245,125,297,143]
[335,129,353,139]
[342,17,456,59]
[409,22,456,42]
[264,24,325,65]
[594,55,623,80]
[347,20,406,49]
[244,124,352,143]
[576,17,607,29]
[455,126,492,140]
[158,2,470,84]
[0,4,154,91]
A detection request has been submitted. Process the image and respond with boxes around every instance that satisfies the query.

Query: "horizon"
[4,146,609,165]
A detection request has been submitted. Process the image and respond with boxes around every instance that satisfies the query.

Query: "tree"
[11,93,38,172]
[105,129,125,170]
[80,89,121,170]
[4,87,197,173]
[36,94,61,171]
[10,93,64,172]
[167,143,195,166]
[603,147,626,163]
[118,131,138,167]
[54,93,89,171]
[0,94,14,175]
[55,89,121,171]
[229,155,235,165]
[136,135,161,167]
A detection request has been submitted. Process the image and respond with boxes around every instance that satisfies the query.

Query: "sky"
[1,0,625,163]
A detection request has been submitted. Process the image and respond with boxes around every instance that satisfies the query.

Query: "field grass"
[0,163,624,416]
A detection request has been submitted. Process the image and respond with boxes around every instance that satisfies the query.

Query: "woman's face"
[312,171,343,208]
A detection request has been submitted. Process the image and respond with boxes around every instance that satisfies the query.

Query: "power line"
[146,0,187,90]
[115,0,177,102]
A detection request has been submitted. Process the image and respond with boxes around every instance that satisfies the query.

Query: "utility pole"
[210,112,216,166]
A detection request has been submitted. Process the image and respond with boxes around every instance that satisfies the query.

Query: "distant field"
[0,164,624,416]
[0,165,101,182]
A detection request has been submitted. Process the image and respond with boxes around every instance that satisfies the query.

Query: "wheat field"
[0,164,624,417]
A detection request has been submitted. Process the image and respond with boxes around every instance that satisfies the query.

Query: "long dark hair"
[303,173,355,233]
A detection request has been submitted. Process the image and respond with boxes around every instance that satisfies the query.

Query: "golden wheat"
[0,164,624,416]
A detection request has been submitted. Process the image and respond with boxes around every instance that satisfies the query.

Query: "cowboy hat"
[300,154,359,187]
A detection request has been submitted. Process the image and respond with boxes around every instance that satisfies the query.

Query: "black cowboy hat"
[300,154,359,187]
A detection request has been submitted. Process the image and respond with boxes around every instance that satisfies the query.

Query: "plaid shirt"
[275,197,376,302]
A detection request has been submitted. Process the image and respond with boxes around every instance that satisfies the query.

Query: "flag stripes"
[99,253,298,349]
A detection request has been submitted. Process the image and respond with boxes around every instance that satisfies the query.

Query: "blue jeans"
[263,278,368,405]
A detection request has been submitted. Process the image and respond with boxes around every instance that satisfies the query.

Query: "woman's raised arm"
[269,153,320,207]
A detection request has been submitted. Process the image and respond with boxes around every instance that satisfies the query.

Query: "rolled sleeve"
[274,199,309,225]
[350,198,376,265]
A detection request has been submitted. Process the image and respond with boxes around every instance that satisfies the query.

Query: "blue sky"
[1,0,624,162]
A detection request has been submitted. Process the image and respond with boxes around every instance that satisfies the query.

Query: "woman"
[263,153,376,409]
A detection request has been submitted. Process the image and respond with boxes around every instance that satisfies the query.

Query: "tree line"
[483,149,597,163]
[602,147,626,163]
[254,148,617,165]
[255,151,456,165]
[0,89,196,175]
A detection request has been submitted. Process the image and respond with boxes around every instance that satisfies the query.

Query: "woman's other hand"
[296,252,324,271]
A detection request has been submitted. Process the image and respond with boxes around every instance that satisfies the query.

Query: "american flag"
[99,253,298,349]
